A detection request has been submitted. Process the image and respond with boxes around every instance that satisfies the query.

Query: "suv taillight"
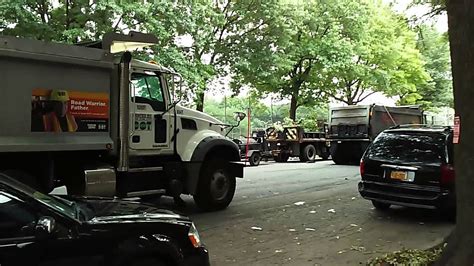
[441,164,455,185]
[360,160,365,177]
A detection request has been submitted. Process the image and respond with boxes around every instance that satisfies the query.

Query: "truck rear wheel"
[194,160,236,211]
[320,151,330,160]
[331,144,348,165]
[300,144,316,162]
[249,152,261,166]
[274,153,289,162]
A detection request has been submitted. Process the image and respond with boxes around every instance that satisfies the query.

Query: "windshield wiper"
[51,195,81,220]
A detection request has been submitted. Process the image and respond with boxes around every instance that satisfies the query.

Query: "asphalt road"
[163,159,454,265]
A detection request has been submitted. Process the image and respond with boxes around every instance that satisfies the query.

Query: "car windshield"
[32,192,77,220]
[366,131,446,164]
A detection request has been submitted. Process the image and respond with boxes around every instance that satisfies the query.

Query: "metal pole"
[224,95,227,124]
[270,96,274,124]
[118,52,132,172]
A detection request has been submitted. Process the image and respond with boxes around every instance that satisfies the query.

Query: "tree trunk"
[289,93,298,121]
[436,1,474,265]
[196,91,205,112]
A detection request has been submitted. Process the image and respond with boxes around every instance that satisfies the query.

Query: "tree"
[184,0,280,111]
[233,0,365,120]
[435,0,474,265]
[323,1,430,105]
[411,25,453,109]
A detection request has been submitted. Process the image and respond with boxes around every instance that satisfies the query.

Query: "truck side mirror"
[233,112,246,122]
[35,216,56,240]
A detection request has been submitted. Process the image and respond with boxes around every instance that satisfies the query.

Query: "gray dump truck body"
[328,105,423,164]
[0,36,114,152]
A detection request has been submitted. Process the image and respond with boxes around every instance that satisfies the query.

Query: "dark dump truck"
[266,126,330,162]
[327,105,423,165]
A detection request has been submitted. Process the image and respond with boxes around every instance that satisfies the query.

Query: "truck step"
[128,166,163,173]
[126,189,166,197]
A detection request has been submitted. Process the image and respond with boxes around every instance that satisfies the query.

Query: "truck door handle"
[132,135,140,143]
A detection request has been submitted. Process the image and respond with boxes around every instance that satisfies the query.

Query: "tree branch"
[327,92,349,105]
[357,91,377,103]
[113,14,123,32]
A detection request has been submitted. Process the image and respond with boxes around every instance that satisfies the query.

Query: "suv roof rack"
[389,124,452,130]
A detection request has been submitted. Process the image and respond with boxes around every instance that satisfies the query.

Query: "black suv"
[359,126,455,212]
[0,173,209,266]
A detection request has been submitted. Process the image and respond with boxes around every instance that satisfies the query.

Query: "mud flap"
[227,162,244,178]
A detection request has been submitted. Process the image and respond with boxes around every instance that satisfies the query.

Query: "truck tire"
[249,152,261,166]
[320,151,330,160]
[331,144,348,165]
[193,159,236,211]
[301,144,316,162]
[274,153,289,162]
[332,153,347,165]
[2,170,40,191]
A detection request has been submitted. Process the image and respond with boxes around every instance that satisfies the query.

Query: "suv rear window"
[366,131,446,164]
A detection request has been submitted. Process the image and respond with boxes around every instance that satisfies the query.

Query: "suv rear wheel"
[371,200,391,210]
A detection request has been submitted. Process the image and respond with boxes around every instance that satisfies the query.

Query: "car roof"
[384,126,452,135]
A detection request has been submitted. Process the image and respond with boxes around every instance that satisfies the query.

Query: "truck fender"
[244,150,260,157]
[185,136,242,195]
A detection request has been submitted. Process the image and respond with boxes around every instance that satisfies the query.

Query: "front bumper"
[358,180,455,210]
[184,247,210,266]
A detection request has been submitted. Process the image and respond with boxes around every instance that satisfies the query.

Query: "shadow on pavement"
[368,205,455,224]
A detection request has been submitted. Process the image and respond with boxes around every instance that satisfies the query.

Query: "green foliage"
[321,1,430,105]
[408,25,453,109]
[232,0,353,118]
[185,0,281,110]
[367,247,443,266]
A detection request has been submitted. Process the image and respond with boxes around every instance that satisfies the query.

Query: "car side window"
[0,191,38,239]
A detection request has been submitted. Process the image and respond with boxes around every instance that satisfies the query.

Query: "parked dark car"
[358,126,455,212]
[0,173,209,266]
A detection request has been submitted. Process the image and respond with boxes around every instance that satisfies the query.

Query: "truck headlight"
[188,223,203,248]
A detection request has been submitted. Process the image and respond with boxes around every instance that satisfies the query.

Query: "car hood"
[74,197,190,225]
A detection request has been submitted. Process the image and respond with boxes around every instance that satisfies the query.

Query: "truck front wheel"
[249,152,261,166]
[194,160,236,211]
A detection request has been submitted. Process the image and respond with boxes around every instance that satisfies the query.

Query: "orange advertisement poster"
[31,89,109,133]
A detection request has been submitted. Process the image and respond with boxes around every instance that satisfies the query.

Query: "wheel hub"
[210,169,229,201]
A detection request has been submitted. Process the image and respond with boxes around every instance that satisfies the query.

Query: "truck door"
[129,72,173,154]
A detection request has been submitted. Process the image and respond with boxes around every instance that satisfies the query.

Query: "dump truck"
[327,105,423,165]
[0,32,243,211]
[266,126,330,162]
